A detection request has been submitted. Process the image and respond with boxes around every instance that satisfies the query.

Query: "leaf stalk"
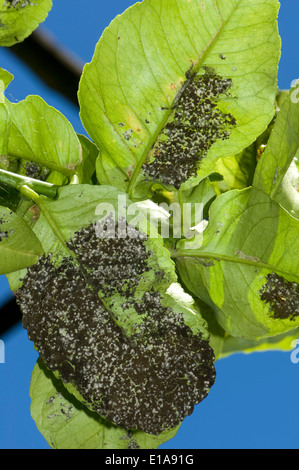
[0,168,59,199]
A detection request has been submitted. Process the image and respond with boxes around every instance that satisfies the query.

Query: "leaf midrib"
[35,195,129,325]
[127,0,241,198]
[173,250,298,282]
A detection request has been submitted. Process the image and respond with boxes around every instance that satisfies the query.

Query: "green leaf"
[75,134,99,184]
[0,0,52,47]
[175,187,299,340]
[0,69,12,155]
[0,205,43,274]
[214,142,257,190]
[272,159,299,219]
[30,359,179,449]
[15,184,215,438]
[175,177,216,222]
[4,96,82,177]
[197,299,299,360]
[253,85,299,198]
[218,328,299,360]
[0,182,20,211]
[0,68,13,97]
[79,0,280,199]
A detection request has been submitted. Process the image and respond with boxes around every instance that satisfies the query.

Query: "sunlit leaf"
[253,85,299,198]
[0,205,43,274]
[4,96,82,177]
[175,187,299,340]
[15,185,215,437]
[30,359,179,449]
[79,0,280,199]
[0,0,52,47]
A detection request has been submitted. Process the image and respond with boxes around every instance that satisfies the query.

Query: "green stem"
[0,168,59,199]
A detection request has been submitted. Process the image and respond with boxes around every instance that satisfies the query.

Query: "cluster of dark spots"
[46,396,56,406]
[59,403,73,420]
[46,392,73,421]
[0,230,8,241]
[121,290,184,337]
[142,70,236,189]
[4,0,33,8]
[259,273,299,320]
[127,439,140,449]
[123,129,133,141]
[24,162,50,181]
[67,216,151,298]
[125,432,140,449]
[118,122,125,128]
[16,222,215,435]
[198,258,215,268]
[0,214,13,240]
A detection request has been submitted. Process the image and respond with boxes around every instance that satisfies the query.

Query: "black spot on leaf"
[259,273,299,320]
[24,162,50,181]
[16,221,215,435]
[143,69,236,189]
[124,129,133,141]
[0,230,8,241]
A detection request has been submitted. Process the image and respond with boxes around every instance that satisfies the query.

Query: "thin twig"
[0,298,21,337]
[9,28,83,107]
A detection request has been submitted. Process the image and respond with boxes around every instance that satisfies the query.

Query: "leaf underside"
[15,185,215,437]
[30,359,180,449]
[78,0,280,199]
[176,188,299,340]
[1,0,298,451]
[0,0,53,47]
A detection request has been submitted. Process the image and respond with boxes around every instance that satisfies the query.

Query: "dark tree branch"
[9,28,83,107]
[1,29,83,336]
[0,298,21,337]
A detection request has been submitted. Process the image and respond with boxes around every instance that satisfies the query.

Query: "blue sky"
[0,0,299,449]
